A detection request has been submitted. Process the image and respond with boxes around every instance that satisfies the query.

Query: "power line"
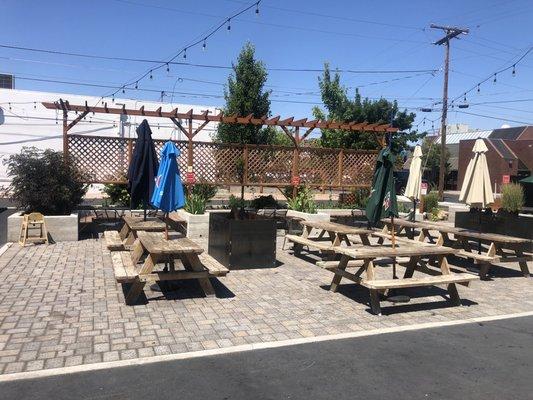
[0,44,440,74]
[454,110,532,125]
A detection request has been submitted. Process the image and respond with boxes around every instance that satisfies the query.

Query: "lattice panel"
[299,148,339,186]
[342,152,377,186]
[247,147,293,184]
[69,134,377,187]
[69,135,129,182]
[195,143,242,184]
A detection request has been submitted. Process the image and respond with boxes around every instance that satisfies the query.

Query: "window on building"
[0,74,14,89]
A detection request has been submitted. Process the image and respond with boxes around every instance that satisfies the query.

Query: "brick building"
[458,126,533,192]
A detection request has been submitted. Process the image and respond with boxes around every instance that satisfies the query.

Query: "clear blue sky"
[1,0,532,132]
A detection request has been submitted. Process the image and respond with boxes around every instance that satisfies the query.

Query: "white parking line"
[1,310,532,383]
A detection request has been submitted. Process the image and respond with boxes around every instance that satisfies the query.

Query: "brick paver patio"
[0,237,532,375]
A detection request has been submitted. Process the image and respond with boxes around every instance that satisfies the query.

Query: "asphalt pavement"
[1,316,532,400]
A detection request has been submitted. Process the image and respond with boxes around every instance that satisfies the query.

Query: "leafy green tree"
[313,64,423,154]
[421,136,450,186]
[215,43,273,144]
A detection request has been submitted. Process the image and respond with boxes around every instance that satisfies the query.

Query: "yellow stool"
[19,212,49,246]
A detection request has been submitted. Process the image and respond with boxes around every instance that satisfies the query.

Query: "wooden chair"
[19,212,49,246]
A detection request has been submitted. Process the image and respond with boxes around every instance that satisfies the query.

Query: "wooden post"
[62,109,68,162]
[243,145,249,186]
[338,149,344,187]
[292,127,300,198]
[127,139,133,173]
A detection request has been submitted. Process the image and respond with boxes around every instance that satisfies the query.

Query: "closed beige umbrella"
[459,139,494,208]
[405,145,423,201]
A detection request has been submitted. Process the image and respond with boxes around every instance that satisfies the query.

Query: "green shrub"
[5,147,87,215]
[102,181,130,207]
[189,181,217,202]
[184,193,207,214]
[501,183,524,213]
[287,186,317,213]
[352,187,370,208]
[228,194,249,209]
[423,191,439,213]
[250,195,280,209]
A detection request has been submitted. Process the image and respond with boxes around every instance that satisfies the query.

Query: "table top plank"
[123,216,166,231]
[335,244,455,260]
[301,220,372,236]
[382,218,529,244]
[136,231,203,255]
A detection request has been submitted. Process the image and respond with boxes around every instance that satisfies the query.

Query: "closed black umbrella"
[128,119,159,220]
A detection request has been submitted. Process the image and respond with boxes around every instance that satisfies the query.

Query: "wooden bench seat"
[360,273,477,290]
[104,230,125,251]
[197,253,229,276]
[285,234,335,251]
[111,251,138,283]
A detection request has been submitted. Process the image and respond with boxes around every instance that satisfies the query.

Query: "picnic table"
[321,242,477,315]
[382,218,531,278]
[119,216,167,245]
[284,220,373,256]
[112,231,229,304]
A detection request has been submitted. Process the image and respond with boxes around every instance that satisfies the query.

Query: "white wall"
[0,88,219,188]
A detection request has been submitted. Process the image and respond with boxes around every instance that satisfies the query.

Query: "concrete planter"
[7,212,78,242]
[172,209,210,239]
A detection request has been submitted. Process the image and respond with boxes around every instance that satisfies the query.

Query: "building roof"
[490,126,526,140]
[428,130,492,145]
[488,139,517,160]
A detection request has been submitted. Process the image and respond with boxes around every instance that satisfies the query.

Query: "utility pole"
[430,24,469,200]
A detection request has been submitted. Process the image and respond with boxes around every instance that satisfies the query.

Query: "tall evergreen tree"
[215,43,273,144]
[313,64,424,154]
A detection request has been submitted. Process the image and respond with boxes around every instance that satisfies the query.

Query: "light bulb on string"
[135,81,138,89]
[112,94,115,102]
[8,102,11,110]
[477,84,480,93]
[149,70,153,79]
[122,87,125,94]
[33,102,36,109]
[255,2,259,15]
[493,73,497,83]
[183,48,187,59]
[227,18,231,31]
[512,64,516,76]
[202,39,206,51]
[463,93,467,102]
[166,63,170,73]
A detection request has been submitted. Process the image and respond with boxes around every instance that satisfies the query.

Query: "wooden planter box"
[208,212,277,269]
[7,212,79,242]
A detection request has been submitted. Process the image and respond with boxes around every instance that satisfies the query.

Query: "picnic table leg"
[514,248,531,278]
[377,225,388,245]
[183,253,216,297]
[125,231,136,246]
[447,283,461,306]
[124,277,146,305]
[130,239,144,265]
[479,263,491,280]
[119,223,130,241]
[369,289,382,315]
[330,255,348,292]
[403,256,421,279]
[360,233,371,246]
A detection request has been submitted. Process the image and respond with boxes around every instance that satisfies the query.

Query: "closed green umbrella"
[366,146,400,282]
[366,146,399,226]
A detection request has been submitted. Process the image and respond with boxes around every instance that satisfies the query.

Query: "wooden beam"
[280,126,297,146]
[67,111,89,131]
[300,127,315,142]
[41,102,394,133]
[170,117,189,138]
[193,120,210,137]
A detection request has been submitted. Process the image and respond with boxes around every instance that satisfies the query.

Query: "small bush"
[184,193,207,214]
[250,195,280,209]
[352,187,370,208]
[5,147,87,215]
[287,186,316,213]
[228,194,249,209]
[189,181,217,202]
[501,183,524,213]
[102,180,130,207]
[423,191,439,213]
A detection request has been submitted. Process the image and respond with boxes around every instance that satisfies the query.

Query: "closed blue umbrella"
[151,141,185,238]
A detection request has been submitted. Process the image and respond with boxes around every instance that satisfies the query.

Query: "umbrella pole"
[478,209,482,254]
[143,199,147,221]
[165,212,169,240]
[391,215,397,279]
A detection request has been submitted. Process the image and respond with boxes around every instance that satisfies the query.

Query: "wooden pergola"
[43,99,398,191]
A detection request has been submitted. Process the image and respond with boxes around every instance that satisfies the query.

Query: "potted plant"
[455,183,532,245]
[5,147,87,242]
[173,182,217,239]
[286,186,329,222]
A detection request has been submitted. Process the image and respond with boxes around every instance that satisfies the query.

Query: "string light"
[183,48,187,59]
[135,81,138,89]
[493,73,497,83]
[463,93,466,102]
[255,2,259,15]
[8,102,11,110]
[227,18,231,31]
[166,63,170,73]
[512,64,516,76]
[149,70,153,79]
[121,87,125,94]
[33,102,36,109]
[202,39,206,51]
[477,84,480,93]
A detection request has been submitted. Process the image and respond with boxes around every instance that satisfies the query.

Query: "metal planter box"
[208,212,277,269]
